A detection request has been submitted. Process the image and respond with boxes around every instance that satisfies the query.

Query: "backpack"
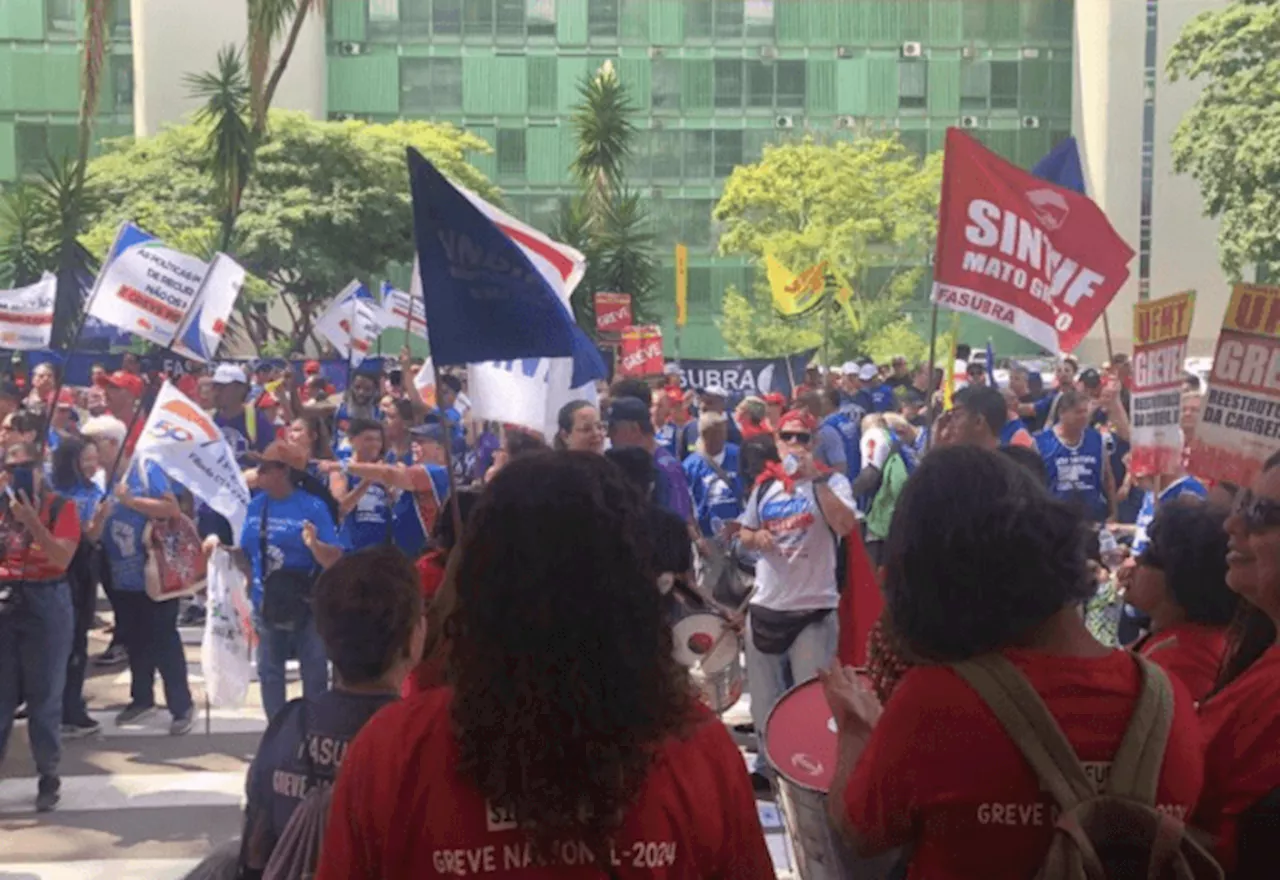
[261,701,332,880]
[952,654,1222,880]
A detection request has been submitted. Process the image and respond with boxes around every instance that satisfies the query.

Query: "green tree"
[81,112,497,351]
[1168,1,1280,279]
[714,136,942,361]
[558,61,656,328]
[186,47,255,252]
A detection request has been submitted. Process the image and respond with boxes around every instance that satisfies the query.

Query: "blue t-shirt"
[338,475,393,552]
[390,464,452,560]
[656,423,679,460]
[1132,476,1209,554]
[103,459,172,592]
[217,408,272,466]
[651,446,694,524]
[868,383,895,414]
[63,481,105,528]
[1035,427,1109,523]
[238,488,340,608]
[683,444,744,537]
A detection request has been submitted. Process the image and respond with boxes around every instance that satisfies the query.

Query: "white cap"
[841,361,859,375]
[212,364,248,385]
[858,363,879,382]
[663,362,681,376]
[700,383,728,399]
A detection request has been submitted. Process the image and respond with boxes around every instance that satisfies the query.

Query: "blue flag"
[1031,137,1086,195]
[408,149,577,366]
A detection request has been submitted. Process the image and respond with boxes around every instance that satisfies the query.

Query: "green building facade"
[328,0,1074,356]
[0,0,134,181]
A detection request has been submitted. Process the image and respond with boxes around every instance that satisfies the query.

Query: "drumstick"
[691,586,755,675]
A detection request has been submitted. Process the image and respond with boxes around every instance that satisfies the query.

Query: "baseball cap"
[55,388,76,409]
[212,364,248,385]
[97,370,145,397]
[762,392,787,407]
[409,423,446,444]
[608,397,652,430]
[841,361,859,376]
[1079,368,1102,388]
[858,363,879,382]
[303,360,322,376]
[699,384,728,400]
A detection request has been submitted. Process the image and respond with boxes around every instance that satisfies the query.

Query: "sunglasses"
[1233,490,1280,533]
[779,431,811,444]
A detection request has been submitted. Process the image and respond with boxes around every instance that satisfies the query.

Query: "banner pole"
[1102,310,1116,363]
[925,303,941,449]
[433,360,464,541]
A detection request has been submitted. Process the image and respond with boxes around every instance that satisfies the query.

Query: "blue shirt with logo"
[868,383,895,413]
[391,464,452,559]
[338,475,394,552]
[103,459,172,592]
[238,488,339,608]
[1035,427,1108,522]
[683,444,743,537]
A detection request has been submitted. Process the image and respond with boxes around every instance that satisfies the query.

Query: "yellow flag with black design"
[766,253,827,318]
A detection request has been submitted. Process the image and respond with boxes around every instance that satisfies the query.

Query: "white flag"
[88,221,211,348]
[172,254,247,363]
[135,381,251,535]
[381,280,428,340]
[0,273,56,350]
[314,280,389,367]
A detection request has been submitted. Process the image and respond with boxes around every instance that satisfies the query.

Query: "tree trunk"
[257,0,317,137]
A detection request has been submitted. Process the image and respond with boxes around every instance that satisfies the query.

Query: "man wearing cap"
[692,384,740,448]
[96,370,147,453]
[292,367,382,458]
[607,397,695,526]
[683,411,743,538]
[859,363,894,414]
[211,364,272,466]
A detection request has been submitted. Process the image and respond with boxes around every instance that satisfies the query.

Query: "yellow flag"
[674,244,688,327]
[766,253,827,317]
[834,286,858,330]
[942,312,960,410]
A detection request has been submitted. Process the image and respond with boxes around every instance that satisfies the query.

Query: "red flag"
[837,528,883,669]
[594,292,633,334]
[618,324,664,377]
[931,129,1134,353]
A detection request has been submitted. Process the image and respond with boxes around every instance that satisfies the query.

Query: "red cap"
[303,360,322,376]
[778,409,817,433]
[763,392,787,407]
[96,370,145,398]
[55,388,77,408]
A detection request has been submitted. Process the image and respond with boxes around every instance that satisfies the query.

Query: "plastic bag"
[201,547,256,708]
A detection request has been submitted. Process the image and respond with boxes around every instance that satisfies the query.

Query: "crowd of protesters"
[0,342,1274,880]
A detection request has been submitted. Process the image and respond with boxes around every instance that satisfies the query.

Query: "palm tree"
[186,47,254,252]
[247,0,326,138]
[0,184,53,288]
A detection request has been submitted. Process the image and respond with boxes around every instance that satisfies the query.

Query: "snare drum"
[765,679,900,880]
[671,613,744,715]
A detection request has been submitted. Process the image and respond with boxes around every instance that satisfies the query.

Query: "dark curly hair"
[883,445,1091,661]
[446,452,694,856]
[1145,499,1238,626]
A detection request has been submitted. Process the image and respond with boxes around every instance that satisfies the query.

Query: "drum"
[765,679,900,880]
[671,612,744,715]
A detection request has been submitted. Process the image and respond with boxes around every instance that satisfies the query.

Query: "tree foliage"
[1168,0,1280,279]
[81,112,497,351]
[713,135,942,361]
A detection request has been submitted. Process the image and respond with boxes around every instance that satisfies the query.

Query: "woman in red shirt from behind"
[1127,499,1238,701]
[1194,451,1280,877]
[318,452,773,879]
[823,446,1204,880]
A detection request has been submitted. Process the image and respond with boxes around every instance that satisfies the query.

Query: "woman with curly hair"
[318,452,773,879]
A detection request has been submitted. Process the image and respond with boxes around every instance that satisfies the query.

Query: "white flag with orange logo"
[136,381,251,533]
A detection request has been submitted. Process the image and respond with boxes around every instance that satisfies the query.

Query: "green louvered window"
[528,0,556,36]
[960,62,987,110]
[434,0,462,35]
[652,58,681,111]
[686,131,714,179]
[47,0,76,33]
[465,0,495,36]
[713,130,743,177]
[898,61,927,110]
[776,61,805,108]
[717,59,806,110]
[651,130,683,180]
[590,0,620,37]
[715,60,744,108]
[401,58,462,114]
[496,129,526,177]
[991,61,1019,109]
[399,0,431,36]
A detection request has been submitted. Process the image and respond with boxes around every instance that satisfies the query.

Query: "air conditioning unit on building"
[338,41,364,56]
[1021,47,1040,59]
[775,115,796,130]
[332,112,358,122]
[759,45,778,60]
[835,115,857,130]
[901,42,923,58]
[649,46,663,58]
[836,46,854,59]
[1022,115,1041,129]
[960,115,981,129]
[961,45,977,60]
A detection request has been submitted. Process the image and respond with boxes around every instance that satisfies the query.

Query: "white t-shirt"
[742,473,856,612]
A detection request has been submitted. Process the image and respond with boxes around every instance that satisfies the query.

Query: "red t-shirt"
[317,690,774,880]
[1138,624,1228,703]
[0,495,81,581]
[843,648,1205,880]
[1194,646,1280,871]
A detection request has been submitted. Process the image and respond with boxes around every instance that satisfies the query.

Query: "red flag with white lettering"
[618,325,664,377]
[931,129,1134,353]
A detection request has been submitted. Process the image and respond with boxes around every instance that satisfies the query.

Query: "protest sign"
[0,274,56,350]
[136,381,251,534]
[1189,284,1280,485]
[618,325,664,377]
[667,350,817,399]
[932,129,1134,353]
[382,280,428,340]
[88,222,211,348]
[315,280,389,367]
[594,292,633,334]
[172,254,245,362]
[1130,291,1195,477]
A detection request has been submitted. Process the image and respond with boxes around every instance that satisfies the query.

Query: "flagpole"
[1102,310,1116,363]
[924,303,941,449]
[432,360,464,540]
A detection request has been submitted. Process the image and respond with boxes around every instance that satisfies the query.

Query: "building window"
[651,59,681,112]
[686,131,714,179]
[495,0,526,36]
[745,0,776,39]
[464,0,495,36]
[776,61,805,108]
[589,0,620,38]
[370,0,402,34]
[960,62,988,111]
[715,60,745,109]
[113,0,132,30]
[113,56,134,110]
[496,129,527,177]
[433,0,463,35]
[685,1,713,39]
[990,61,1019,110]
[746,61,773,109]
[16,124,76,176]
[714,130,744,177]
[715,1,744,39]
[527,0,556,37]
[650,130,683,180]
[681,199,716,249]
[898,61,927,111]
[46,0,76,32]
[401,58,463,114]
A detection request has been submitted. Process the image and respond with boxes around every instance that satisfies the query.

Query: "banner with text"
[667,349,817,399]
[0,274,56,350]
[88,222,211,348]
[315,280,389,367]
[594,292,633,334]
[136,381,251,535]
[1130,291,1195,477]
[618,325,664,377]
[172,254,246,362]
[931,129,1135,353]
[1189,284,1280,485]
